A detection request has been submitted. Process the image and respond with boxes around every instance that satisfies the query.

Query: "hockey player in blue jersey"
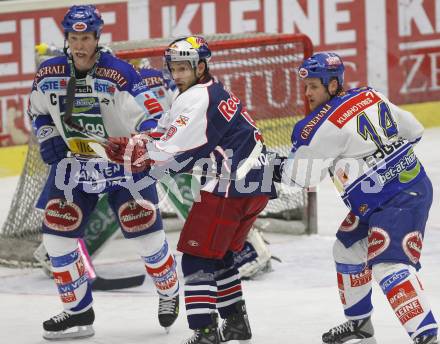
[276,52,437,344]
[28,5,179,340]
[129,58,176,132]
[105,35,277,344]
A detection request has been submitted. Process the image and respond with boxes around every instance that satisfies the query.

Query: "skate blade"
[164,326,171,334]
[322,337,377,344]
[238,340,252,344]
[43,325,94,340]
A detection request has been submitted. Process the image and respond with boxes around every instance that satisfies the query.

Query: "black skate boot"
[414,334,438,344]
[322,316,376,344]
[182,313,220,344]
[219,300,252,343]
[158,294,179,332]
[42,307,95,340]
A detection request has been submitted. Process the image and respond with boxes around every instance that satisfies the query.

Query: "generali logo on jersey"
[300,103,331,140]
[329,90,381,128]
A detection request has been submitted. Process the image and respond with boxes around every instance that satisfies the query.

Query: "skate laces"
[183,329,202,344]
[220,317,229,331]
[159,297,176,314]
[51,312,70,323]
[331,320,355,336]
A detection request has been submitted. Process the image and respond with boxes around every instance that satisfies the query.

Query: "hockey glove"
[270,153,287,183]
[105,135,154,173]
[37,125,69,165]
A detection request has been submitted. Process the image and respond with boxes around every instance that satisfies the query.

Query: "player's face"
[303,78,330,111]
[168,61,197,92]
[67,32,99,72]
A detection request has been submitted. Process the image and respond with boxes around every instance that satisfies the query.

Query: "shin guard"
[374,263,438,340]
[43,234,92,313]
[132,231,179,298]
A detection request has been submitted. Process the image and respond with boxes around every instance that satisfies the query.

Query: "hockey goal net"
[0,32,314,267]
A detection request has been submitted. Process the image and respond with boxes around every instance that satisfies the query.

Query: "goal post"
[0,32,315,267]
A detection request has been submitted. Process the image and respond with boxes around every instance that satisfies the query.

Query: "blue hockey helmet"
[164,36,211,69]
[61,5,104,38]
[298,52,344,87]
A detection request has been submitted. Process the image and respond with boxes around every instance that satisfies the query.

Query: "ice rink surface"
[0,128,439,344]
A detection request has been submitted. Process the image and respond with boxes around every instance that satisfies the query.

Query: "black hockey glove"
[271,153,287,183]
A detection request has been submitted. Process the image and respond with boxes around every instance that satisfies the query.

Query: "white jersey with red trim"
[283,86,426,219]
[148,76,276,199]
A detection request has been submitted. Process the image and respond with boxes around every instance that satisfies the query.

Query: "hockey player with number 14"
[274,52,438,344]
[28,5,179,340]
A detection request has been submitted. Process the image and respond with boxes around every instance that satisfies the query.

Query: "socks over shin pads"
[43,234,92,313]
[374,263,438,339]
[142,239,179,298]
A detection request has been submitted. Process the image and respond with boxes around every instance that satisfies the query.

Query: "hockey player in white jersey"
[275,52,437,344]
[28,5,179,340]
[104,35,277,344]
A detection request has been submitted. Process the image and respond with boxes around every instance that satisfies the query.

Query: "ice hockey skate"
[182,313,220,344]
[414,334,438,344]
[219,300,252,343]
[158,294,179,332]
[322,316,377,344]
[42,307,95,340]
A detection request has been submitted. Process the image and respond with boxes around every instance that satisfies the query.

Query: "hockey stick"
[63,76,109,145]
[33,241,146,290]
[88,140,263,181]
[92,274,146,291]
[50,77,146,290]
[65,76,263,180]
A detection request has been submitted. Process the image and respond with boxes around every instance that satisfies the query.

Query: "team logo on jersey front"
[218,91,240,121]
[402,231,423,264]
[367,227,390,260]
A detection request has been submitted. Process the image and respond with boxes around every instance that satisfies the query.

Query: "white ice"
[0,128,439,344]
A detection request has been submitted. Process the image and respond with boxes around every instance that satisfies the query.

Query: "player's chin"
[176,84,187,92]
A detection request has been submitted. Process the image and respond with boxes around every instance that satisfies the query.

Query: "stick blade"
[65,76,76,119]
[236,140,263,180]
[92,274,146,291]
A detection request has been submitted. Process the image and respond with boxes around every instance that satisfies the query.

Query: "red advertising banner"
[0,0,439,146]
[386,0,440,103]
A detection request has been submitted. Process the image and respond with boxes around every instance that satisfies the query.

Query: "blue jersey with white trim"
[148,77,276,198]
[29,50,164,193]
[283,87,426,219]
